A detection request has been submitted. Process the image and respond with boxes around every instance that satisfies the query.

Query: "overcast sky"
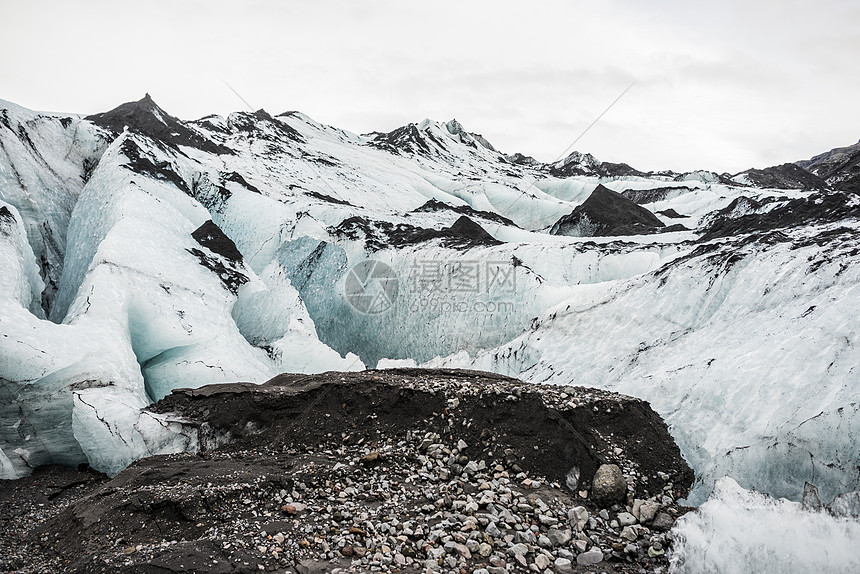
[2,0,858,173]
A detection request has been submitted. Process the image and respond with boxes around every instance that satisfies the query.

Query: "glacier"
[0,89,858,558]
[669,478,860,573]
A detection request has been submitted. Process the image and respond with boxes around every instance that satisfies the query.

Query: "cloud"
[1,0,858,173]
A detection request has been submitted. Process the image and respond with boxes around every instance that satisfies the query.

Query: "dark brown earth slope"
[1,369,692,574]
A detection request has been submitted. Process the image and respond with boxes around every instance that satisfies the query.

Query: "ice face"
[277,233,678,366]
[0,109,361,478]
[0,104,109,316]
[427,220,860,504]
[669,478,860,574]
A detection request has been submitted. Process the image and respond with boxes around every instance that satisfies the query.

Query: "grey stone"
[568,506,588,531]
[547,528,572,547]
[802,482,823,511]
[591,464,627,507]
[620,525,638,542]
[650,512,674,531]
[508,543,529,556]
[639,500,661,523]
[554,557,574,573]
[617,511,636,526]
[576,547,604,565]
[534,554,551,569]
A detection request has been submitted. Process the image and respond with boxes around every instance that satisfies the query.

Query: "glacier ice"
[1,88,859,547]
[669,478,860,574]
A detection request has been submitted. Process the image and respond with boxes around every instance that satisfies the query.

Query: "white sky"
[2,0,858,173]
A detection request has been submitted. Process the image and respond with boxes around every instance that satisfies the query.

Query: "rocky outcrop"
[732,163,828,190]
[1,369,693,573]
[796,139,860,191]
[86,94,232,155]
[550,185,676,237]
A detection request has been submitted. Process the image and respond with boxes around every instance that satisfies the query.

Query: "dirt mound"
[2,369,693,573]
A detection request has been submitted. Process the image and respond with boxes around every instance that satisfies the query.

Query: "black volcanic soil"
[0,369,693,574]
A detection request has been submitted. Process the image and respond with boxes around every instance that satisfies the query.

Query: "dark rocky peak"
[550,184,672,237]
[412,199,518,227]
[370,118,497,157]
[369,122,438,156]
[550,151,643,178]
[699,190,860,240]
[621,185,694,205]
[555,150,600,173]
[446,215,500,245]
[733,163,828,191]
[253,109,273,121]
[504,152,540,166]
[796,139,860,192]
[226,110,305,144]
[86,94,232,155]
[331,214,501,251]
[445,118,497,152]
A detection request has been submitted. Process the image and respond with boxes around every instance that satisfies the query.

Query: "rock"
[534,553,551,569]
[550,185,668,237]
[478,542,493,557]
[620,526,638,542]
[616,511,636,526]
[547,528,571,546]
[638,500,661,523]
[452,542,471,559]
[802,482,823,511]
[576,547,604,565]
[591,464,627,507]
[456,439,468,450]
[648,545,665,557]
[650,512,674,531]
[568,506,589,531]
[485,522,501,537]
[509,543,529,556]
[554,557,574,573]
[361,451,381,465]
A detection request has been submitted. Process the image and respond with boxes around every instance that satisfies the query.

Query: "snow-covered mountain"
[1,94,858,533]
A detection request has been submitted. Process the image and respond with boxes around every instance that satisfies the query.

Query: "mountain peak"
[86,94,231,155]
